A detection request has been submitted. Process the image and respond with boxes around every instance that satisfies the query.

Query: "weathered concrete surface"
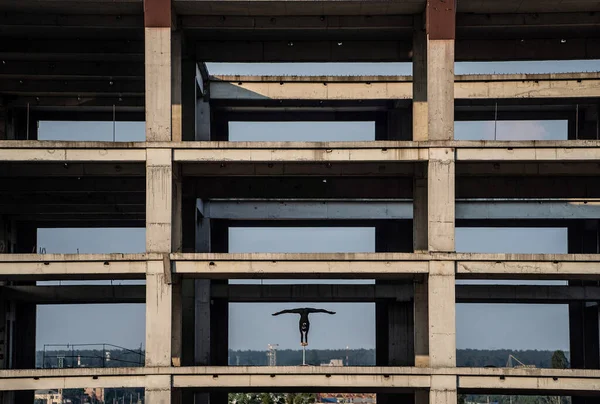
[428,262,456,368]
[146,149,173,253]
[457,260,600,280]
[145,28,171,141]
[209,72,600,100]
[174,147,428,162]
[429,375,457,404]
[173,373,430,390]
[457,147,600,161]
[428,148,455,252]
[2,366,600,392]
[0,254,151,280]
[0,148,146,162]
[173,259,429,279]
[145,261,173,367]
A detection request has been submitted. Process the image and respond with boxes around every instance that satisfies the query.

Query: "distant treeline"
[36,347,564,369]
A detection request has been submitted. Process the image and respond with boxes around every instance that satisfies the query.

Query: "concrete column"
[376,222,414,404]
[147,149,173,253]
[412,1,455,141]
[570,104,600,140]
[414,277,429,368]
[568,221,600,375]
[145,261,173,367]
[183,60,199,141]
[172,163,183,253]
[427,148,455,252]
[413,164,428,252]
[145,0,172,141]
[11,222,37,403]
[0,101,6,140]
[145,375,172,404]
[429,376,457,404]
[428,261,456,368]
[171,278,183,367]
[171,31,183,142]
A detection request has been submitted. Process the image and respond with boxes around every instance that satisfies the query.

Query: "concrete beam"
[174,147,428,163]
[0,39,144,62]
[0,254,154,280]
[0,162,145,177]
[0,79,144,96]
[193,38,600,62]
[0,178,145,194]
[195,40,412,63]
[0,285,145,304]
[3,283,598,304]
[209,73,600,101]
[1,366,600,392]
[456,147,600,162]
[0,147,146,162]
[0,13,143,29]
[457,285,600,303]
[172,253,600,280]
[172,254,428,279]
[457,260,600,280]
[212,283,414,302]
[182,14,413,31]
[201,199,600,221]
[0,61,144,80]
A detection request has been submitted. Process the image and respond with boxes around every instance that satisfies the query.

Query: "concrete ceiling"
[4,0,600,15]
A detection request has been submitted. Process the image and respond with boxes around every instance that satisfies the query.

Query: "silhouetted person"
[272,308,336,346]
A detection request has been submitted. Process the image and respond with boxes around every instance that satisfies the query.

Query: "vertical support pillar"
[146,375,173,404]
[171,31,183,142]
[414,277,429,367]
[568,221,600,404]
[172,164,183,253]
[145,261,173,367]
[182,60,199,141]
[412,1,455,141]
[375,221,414,404]
[147,149,173,252]
[0,100,6,140]
[12,222,37,403]
[145,0,172,141]
[145,143,175,401]
[429,376,457,404]
[428,148,455,252]
[414,149,455,254]
[414,277,430,404]
[427,263,456,403]
[428,261,456,368]
[413,163,428,252]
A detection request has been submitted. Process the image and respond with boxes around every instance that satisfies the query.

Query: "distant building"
[85,387,105,402]
[34,389,62,404]
[317,393,376,404]
[320,359,344,366]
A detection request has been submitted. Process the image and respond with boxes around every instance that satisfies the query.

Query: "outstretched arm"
[272,309,302,316]
[306,308,336,315]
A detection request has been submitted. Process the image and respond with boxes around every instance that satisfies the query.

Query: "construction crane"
[506,355,537,404]
[506,354,536,369]
[267,344,279,366]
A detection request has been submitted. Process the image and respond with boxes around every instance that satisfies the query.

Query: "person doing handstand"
[272,308,336,346]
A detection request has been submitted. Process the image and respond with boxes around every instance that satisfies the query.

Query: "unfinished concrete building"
[1,0,600,403]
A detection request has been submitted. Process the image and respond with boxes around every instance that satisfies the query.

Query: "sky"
[34,59,600,355]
